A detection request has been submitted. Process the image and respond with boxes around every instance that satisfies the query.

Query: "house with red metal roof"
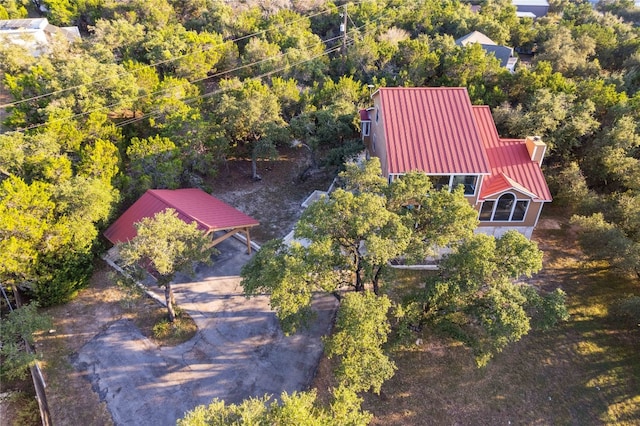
[359,87,551,239]
[104,188,260,253]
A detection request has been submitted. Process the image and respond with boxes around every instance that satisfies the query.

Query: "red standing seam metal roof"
[103,189,259,245]
[473,106,552,201]
[378,87,491,175]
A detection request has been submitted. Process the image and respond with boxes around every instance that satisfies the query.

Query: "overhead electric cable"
[16,32,346,132]
[7,2,382,132]
[0,6,336,110]
[113,43,348,128]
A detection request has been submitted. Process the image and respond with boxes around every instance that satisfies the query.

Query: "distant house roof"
[512,0,549,5]
[455,31,516,70]
[512,0,549,17]
[455,30,497,46]
[481,44,516,68]
[377,87,492,176]
[104,189,259,245]
[0,18,80,56]
[472,106,552,201]
[516,11,537,18]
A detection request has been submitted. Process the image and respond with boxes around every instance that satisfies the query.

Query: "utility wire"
[110,24,371,129]
[17,32,346,132]
[0,6,336,110]
[113,43,350,128]
[110,14,385,129]
[7,2,380,132]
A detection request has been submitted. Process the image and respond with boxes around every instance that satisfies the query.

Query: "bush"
[31,250,94,307]
[152,315,197,345]
[13,392,40,426]
[0,303,51,381]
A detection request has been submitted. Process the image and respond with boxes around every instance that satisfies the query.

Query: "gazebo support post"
[245,228,252,254]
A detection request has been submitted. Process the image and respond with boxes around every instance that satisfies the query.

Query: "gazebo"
[104,189,260,253]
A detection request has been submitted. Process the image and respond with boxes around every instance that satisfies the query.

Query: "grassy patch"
[151,313,198,345]
[115,274,197,346]
[356,213,640,425]
[127,299,197,346]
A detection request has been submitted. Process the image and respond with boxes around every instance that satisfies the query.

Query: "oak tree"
[118,209,214,322]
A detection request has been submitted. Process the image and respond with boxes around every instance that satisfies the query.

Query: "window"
[452,175,478,196]
[375,109,379,123]
[512,200,528,221]
[479,201,494,221]
[362,121,370,136]
[430,175,451,191]
[372,133,376,153]
[493,193,514,220]
[429,175,477,195]
[479,193,529,222]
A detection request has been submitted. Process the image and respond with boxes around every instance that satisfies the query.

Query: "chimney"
[525,136,546,166]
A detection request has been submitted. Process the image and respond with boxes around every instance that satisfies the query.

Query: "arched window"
[493,193,514,221]
[479,193,529,222]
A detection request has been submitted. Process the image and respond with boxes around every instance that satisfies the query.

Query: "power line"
[0,6,336,110]
[113,43,350,128]
[17,32,347,132]
[6,3,381,133]
[110,16,382,129]
[110,26,374,129]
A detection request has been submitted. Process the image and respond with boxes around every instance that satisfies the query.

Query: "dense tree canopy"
[178,386,372,426]
[2,0,638,419]
[324,291,396,394]
[241,158,479,332]
[406,231,567,366]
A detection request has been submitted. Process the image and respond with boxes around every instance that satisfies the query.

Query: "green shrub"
[152,316,197,344]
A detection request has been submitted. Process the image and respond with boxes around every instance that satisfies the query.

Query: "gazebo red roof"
[104,189,259,245]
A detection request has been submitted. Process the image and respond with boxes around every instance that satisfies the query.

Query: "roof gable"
[378,87,492,175]
[455,31,515,69]
[472,106,552,201]
[455,31,497,46]
[104,189,259,245]
[481,173,539,199]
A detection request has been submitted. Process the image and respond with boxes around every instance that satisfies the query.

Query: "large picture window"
[479,193,529,222]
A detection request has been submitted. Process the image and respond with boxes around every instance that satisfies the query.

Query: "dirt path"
[36,264,123,426]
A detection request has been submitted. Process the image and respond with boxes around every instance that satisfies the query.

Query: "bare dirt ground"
[209,148,334,243]
[7,151,334,426]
